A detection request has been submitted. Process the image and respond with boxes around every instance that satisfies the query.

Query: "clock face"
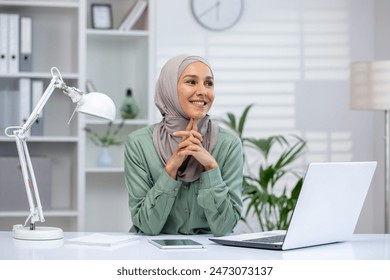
[191,0,244,31]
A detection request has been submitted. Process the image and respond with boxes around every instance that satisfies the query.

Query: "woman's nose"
[196,83,207,95]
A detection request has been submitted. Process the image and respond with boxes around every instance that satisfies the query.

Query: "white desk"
[0,232,389,260]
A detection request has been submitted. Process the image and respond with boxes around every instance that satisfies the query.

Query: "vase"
[120,88,139,119]
[97,147,112,167]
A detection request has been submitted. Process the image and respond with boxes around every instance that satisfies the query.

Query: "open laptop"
[210,161,377,250]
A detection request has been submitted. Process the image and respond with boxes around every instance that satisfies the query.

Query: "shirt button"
[174,187,179,191]
[184,208,189,213]
[182,185,189,190]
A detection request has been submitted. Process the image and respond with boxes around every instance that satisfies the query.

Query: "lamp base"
[12,224,64,240]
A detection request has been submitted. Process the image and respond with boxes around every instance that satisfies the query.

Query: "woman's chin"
[188,112,207,120]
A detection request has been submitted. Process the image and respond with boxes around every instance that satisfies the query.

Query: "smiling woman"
[124,54,244,237]
[177,61,215,120]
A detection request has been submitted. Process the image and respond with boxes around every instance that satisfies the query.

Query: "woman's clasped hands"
[165,118,218,179]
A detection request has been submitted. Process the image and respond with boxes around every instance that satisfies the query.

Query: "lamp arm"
[4,76,60,228]
[20,75,65,135]
[14,133,44,227]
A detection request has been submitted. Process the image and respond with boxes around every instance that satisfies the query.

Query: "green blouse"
[124,124,243,237]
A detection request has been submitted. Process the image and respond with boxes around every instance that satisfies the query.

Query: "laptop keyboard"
[245,235,285,244]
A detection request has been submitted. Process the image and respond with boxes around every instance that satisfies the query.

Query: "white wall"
[153,0,385,233]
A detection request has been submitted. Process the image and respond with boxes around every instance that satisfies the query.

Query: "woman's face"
[177,61,215,120]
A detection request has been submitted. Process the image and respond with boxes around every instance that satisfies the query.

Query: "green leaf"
[227,113,237,131]
[237,104,254,138]
[291,178,303,200]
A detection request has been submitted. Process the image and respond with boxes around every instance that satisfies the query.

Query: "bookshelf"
[0,0,154,232]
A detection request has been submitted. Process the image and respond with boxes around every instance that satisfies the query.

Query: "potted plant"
[84,120,125,167]
[221,104,307,232]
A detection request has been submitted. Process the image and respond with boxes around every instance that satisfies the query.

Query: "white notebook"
[66,233,139,247]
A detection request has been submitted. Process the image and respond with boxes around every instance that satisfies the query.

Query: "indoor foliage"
[84,120,125,147]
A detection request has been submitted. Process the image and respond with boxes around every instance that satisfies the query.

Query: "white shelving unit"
[83,0,154,232]
[0,0,81,232]
[0,0,154,232]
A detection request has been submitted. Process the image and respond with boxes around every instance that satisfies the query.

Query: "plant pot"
[97,147,112,167]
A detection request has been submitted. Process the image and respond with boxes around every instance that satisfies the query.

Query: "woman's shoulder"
[127,124,155,141]
[217,126,240,141]
[216,126,242,147]
[212,126,242,159]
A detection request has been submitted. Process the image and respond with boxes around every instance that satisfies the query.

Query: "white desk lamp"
[4,67,116,240]
[350,60,390,233]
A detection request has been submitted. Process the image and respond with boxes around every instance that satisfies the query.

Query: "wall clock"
[191,0,244,31]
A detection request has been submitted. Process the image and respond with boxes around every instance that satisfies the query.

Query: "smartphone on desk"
[148,239,206,249]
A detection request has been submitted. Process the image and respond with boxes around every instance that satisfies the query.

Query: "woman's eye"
[206,81,214,87]
[186,79,196,85]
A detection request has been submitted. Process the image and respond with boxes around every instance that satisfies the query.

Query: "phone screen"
[148,239,206,249]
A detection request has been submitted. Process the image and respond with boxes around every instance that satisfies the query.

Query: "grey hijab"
[153,55,219,182]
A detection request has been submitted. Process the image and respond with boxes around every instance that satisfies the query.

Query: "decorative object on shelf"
[120,88,139,119]
[4,67,116,241]
[350,60,390,233]
[84,120,125,147]
[191,0,244,31]
[84,120,124,167]
[97,147,113,167]
[91,4,113,29]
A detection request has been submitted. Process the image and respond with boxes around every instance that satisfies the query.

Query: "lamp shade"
[77,92,116,121]
[350,60,390,110]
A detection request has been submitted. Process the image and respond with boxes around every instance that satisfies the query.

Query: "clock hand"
[216,1,220,21]
[198,1,220,18]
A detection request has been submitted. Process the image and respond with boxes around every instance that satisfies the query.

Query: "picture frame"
[91,4,113,29]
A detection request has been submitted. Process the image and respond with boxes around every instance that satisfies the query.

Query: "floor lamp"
[350,60,390,233]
